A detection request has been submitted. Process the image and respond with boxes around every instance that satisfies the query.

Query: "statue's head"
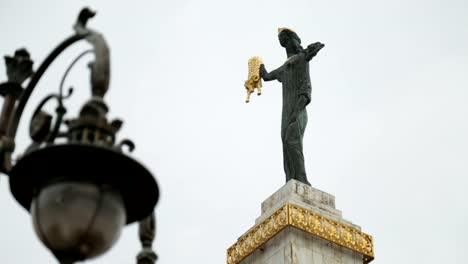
[278,28,302,53]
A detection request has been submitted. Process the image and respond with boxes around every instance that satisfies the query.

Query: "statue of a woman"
[260,28,324,185]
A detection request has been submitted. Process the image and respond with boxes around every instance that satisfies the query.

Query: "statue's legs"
[282,110,310,185]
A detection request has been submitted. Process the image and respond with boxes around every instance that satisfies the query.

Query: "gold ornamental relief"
[227,205,289,264]
[227,204,374,264]
[244,56,264,103]
[288,204,374,263]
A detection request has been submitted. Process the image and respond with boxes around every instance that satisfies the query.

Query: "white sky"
[1,0,468,263]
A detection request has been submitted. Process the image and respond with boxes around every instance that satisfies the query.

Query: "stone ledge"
[256,180,346,226]
[262,180,336,213]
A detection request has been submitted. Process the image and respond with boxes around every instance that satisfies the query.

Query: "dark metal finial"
[74,7,96,33]
[4,48,33,84]
[137,211,157,264]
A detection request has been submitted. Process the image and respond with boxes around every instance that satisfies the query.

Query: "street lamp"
[0,8,159,264]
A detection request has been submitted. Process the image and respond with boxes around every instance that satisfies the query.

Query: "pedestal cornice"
[227,203,374,264]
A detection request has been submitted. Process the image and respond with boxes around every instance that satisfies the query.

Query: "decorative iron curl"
[118,139,135,153]
[59,49,93,102]
[46,49,94,143]
[29,89,72,142]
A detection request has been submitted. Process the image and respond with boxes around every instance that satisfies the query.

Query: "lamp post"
[0,8,159,264]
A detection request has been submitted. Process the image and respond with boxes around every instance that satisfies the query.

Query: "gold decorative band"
[227,204,374,264]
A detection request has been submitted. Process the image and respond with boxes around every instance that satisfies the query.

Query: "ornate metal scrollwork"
[0,7,137,169]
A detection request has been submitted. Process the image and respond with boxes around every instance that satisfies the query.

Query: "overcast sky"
[1,0,468,263]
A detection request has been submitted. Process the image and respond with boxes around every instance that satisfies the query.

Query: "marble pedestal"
[227,180,374,264]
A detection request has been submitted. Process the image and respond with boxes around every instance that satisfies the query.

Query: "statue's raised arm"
[244,28,324,185]
[304,42,325,61]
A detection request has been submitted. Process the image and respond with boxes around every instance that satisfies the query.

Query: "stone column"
[227,180,374,264]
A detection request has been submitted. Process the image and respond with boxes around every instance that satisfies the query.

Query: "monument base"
[227,180,374,264]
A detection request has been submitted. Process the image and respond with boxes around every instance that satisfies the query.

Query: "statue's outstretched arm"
[304,42,325,61]
[260,64,282,82]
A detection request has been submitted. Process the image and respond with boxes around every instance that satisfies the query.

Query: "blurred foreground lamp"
[0,8,159,264]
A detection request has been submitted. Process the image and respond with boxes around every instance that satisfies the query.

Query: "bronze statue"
[245,28,324,185]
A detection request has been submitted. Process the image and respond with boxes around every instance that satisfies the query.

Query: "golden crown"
[277,27,296,34]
